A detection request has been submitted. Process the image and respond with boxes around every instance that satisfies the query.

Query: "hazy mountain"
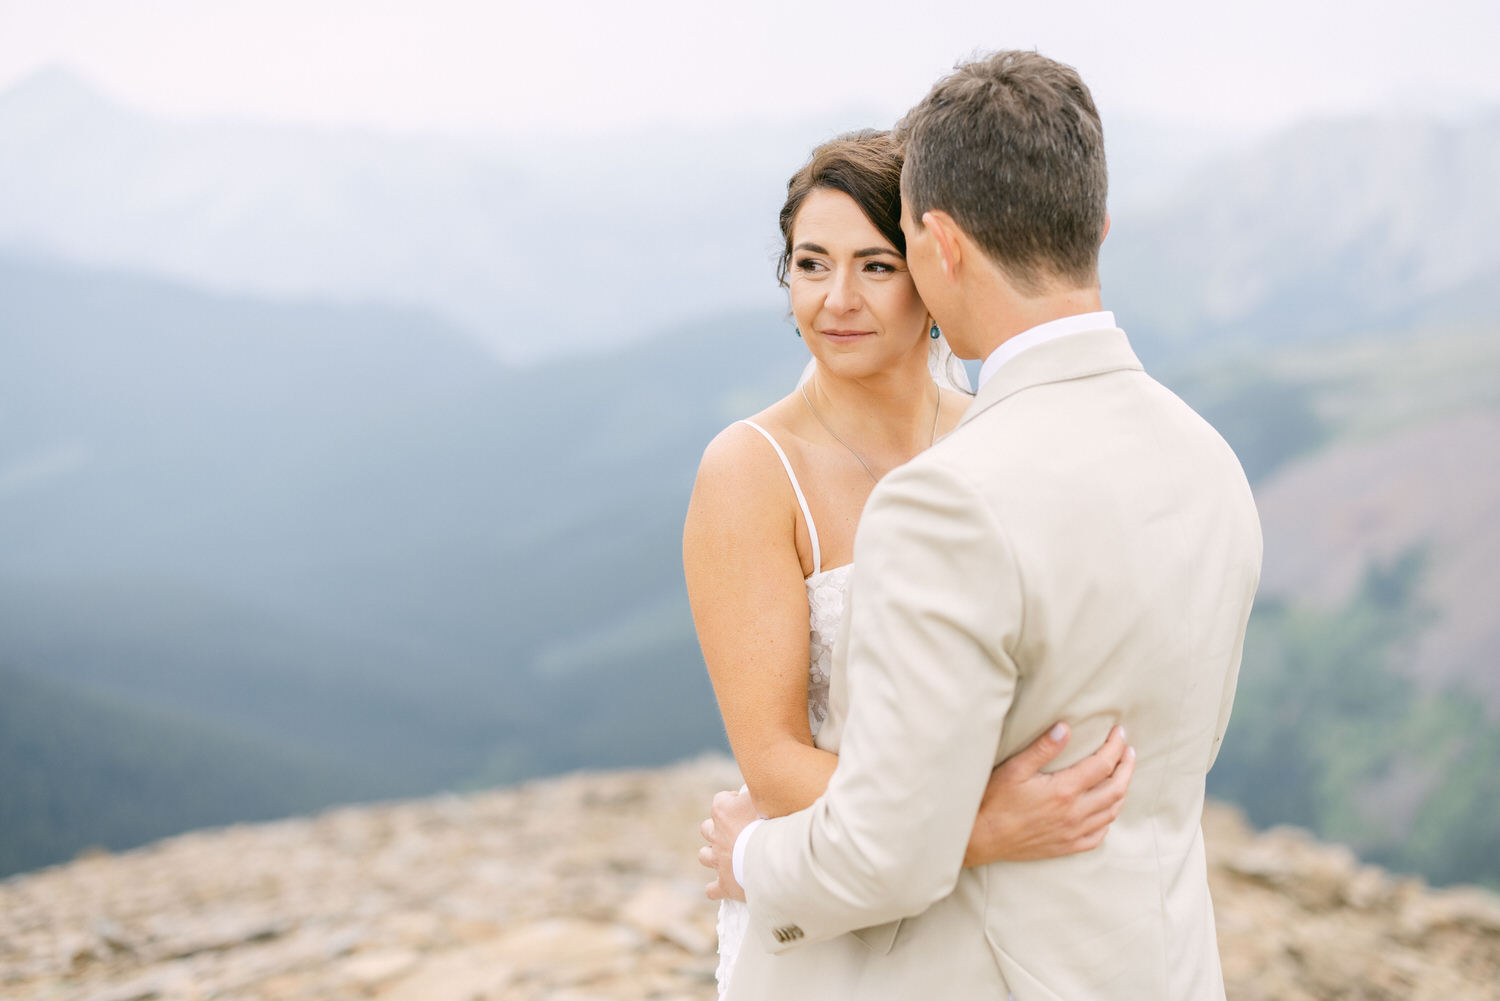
[4,243,1497,882]
[1181,321,1500,885]
[1103,112,1500,356]
[0,67,791,361]
[0,250,806,873]
[1167,317,1500,703]
[1255,397,1500,708]
[1,67,1284,364]
[4,72,1499,882]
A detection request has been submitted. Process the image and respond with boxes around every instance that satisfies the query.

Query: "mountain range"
[1,70,1496,884]
[10,69,1494,363]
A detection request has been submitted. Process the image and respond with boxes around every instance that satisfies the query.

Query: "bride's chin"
[808,356,876,383]
[811,344,926,383]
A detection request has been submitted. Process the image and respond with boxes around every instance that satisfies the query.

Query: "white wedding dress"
[713,340,969,997]
[715,418,848,996]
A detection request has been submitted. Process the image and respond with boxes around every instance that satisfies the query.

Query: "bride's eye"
[795,257,826,273]
[863,260,896,274]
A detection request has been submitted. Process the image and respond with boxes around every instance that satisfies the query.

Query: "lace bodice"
[805,563,852,736]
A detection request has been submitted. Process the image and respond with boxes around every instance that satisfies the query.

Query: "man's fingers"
[698,846,715,869]
[1062,799,1123,854]
[700,818,714,842]
[1060,725,1127,792]
[1077,744,1136,817]
[706,879,725,901]
[998,721,1070,780]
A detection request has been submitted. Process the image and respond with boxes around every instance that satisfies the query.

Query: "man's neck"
[971,285,1105,360]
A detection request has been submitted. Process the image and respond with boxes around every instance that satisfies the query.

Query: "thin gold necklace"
[800,383,941,484]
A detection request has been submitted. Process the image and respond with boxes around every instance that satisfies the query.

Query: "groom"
[706,51,1262,1000]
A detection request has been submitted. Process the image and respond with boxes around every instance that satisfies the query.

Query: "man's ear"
[922,209,963,279]
[1101,212,1111,244]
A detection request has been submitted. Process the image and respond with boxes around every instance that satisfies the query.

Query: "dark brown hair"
[896,50,1107,293]
[776,129,905,287]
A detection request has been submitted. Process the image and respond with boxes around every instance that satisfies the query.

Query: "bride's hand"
[698,786,758,902]
[964,723,1134,866]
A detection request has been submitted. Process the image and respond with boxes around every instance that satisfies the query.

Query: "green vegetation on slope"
[0,664,377,876]
[1209,550,1500,888]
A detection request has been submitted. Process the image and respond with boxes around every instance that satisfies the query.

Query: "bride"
[682,130,1134,995]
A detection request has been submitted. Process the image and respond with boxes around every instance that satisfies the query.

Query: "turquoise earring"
[930,324,941,340]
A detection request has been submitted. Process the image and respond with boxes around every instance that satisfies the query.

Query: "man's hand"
[698,787,759,902]
[964,723,1135,866]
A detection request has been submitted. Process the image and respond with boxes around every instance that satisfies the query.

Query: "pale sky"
[2,0,1498,136]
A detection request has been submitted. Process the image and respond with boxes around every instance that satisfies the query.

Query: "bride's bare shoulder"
[690,395,806,511]
[696,395,805,475]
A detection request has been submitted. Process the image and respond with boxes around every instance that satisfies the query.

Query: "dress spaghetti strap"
[738,420,822,575]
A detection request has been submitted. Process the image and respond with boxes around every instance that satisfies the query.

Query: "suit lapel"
[952,327,1144,435]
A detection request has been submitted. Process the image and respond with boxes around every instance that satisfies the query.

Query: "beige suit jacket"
[728,327,1262,1001]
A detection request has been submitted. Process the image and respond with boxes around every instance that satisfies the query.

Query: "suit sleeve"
[741,457,1023,951]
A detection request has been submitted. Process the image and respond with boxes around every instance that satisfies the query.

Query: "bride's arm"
[686,424,1136,850]
[684,424,836,819]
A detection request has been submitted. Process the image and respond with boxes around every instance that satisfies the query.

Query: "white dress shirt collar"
[976,310,1117,390]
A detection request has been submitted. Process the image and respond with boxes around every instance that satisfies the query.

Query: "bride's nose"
[824,266,862,313]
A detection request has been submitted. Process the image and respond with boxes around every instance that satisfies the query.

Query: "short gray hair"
[896,50,1107,293]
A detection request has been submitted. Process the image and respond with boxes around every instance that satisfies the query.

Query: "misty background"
[1,0,1498,889]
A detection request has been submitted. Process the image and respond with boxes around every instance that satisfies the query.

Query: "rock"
[340,948,422,990]
[1426,886,1500,935]
[375,942,516,1001]
[147,913,290,961]
[1224,825,1363,910]
[620,881,717,955]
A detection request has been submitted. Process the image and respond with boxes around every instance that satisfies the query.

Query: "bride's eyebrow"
[792,242,900,258]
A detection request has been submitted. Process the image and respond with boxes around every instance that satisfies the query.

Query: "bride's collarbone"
[806,442,913,487]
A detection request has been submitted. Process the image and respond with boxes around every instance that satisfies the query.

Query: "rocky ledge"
[3,756,1499,1001]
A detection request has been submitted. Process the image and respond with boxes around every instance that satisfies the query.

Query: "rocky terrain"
[3,756,1499,1001]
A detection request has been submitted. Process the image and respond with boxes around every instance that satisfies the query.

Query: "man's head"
[896,51,1107,302]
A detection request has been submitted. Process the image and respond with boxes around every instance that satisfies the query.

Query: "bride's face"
[787,189,930,382]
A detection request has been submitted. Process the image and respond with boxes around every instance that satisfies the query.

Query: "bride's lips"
[820,329,874,343]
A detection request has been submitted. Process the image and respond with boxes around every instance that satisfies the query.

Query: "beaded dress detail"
[714,420,851,997]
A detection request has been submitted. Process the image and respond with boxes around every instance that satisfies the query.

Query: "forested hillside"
[0,254,799,875]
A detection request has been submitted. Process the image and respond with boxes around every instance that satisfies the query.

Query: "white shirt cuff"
[732,818,765,888]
